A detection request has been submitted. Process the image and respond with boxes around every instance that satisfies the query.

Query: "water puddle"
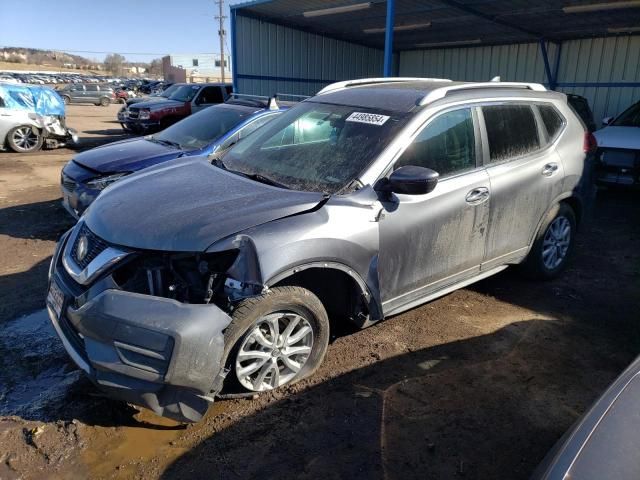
[0,309,81,419]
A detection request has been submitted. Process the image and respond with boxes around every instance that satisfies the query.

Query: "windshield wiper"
[146,136,182,149]
[244,173,290,190]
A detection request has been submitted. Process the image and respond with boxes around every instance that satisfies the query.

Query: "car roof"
[312,78,560,114]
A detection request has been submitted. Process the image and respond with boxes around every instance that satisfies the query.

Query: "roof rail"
[419,82,547,105]
[317,77,452,95]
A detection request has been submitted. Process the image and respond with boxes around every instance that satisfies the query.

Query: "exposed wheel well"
[562,196,582,225]
[272,268,369,329]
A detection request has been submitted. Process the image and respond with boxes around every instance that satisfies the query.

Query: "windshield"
[613,102,640,127]
[221,101,410,194]
[151,105,253,150]
[168,85,201,102]
[158,84,179,98]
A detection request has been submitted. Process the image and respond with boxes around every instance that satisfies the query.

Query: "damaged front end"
[47,222,261,422]
[0,83,77,150]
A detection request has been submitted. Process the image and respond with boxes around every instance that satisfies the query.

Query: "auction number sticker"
[346,112,390,126]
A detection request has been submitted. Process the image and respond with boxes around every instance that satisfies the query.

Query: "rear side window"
[86,85,98,92]
[482,104,539,162]
[197,86,224,105]
[396,108,476,176]
[539,105,564,141]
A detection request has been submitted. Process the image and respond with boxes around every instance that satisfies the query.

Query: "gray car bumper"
[47,239,232,422]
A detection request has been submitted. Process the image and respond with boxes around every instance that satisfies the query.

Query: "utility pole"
[215,0,227,82]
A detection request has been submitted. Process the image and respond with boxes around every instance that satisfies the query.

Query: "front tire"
[521,203,576,279]
[62,95,71,105]
[6,125,43,153]
[223,286,329,394]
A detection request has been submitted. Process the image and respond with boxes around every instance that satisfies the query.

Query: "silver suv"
[47,78,595,422]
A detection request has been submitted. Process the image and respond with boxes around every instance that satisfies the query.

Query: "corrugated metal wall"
[556,36,640,124]
[234,14,384,97]
[399,37,640,126]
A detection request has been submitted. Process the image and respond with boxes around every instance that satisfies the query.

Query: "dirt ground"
[0,105,638,480]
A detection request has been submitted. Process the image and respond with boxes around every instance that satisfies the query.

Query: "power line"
[1,46,218,57]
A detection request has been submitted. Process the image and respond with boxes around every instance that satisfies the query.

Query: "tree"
[148,58,163,77]
[103,53,126,76]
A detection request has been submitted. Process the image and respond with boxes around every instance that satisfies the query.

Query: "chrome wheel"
[235,312,314,392]
[11,127,40,152]
[542,216,571,270]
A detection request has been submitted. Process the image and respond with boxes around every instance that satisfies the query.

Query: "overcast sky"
[0,0,245,63]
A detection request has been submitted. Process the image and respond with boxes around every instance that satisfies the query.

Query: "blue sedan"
[61,98,286,218]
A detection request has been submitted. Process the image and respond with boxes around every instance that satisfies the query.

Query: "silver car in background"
[533,355,640,480]
[0,82,77,153]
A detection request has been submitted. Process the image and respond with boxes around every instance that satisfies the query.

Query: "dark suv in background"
[57,84,116,106]
[120,83,232,133]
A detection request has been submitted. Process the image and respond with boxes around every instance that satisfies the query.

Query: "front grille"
[62,174,76,192]
[71,224,109,270]
[128,109,139,119]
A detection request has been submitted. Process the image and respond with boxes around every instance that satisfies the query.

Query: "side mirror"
[602,116,613,126]
[376,165,439,196]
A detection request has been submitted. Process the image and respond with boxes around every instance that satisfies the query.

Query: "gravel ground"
[0,105,638,479]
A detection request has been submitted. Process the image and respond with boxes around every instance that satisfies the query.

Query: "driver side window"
[395,108,476,177]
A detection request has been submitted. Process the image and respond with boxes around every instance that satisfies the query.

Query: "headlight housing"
[138,108,151,120]
[86,172,129,190]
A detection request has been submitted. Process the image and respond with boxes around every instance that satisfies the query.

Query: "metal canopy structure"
[233,0,640,51]
[230,0,640,121]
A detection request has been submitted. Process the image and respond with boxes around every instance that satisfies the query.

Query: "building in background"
[162,53,231,83]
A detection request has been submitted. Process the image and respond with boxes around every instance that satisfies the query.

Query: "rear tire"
[222,286,330,394]
[62,95,71,105]
[521,203,576,280]
[99,97,110,107]
[6,125,43,153]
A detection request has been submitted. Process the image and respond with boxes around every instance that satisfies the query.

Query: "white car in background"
[594,101,640,186]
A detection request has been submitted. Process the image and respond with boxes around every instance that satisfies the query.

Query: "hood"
[129,99,184,110]
[73,138,185,173]
[83,157,325,251]
[594,126,640,150]
[126,96,166,106]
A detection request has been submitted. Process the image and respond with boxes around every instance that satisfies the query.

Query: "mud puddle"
[0,309,81,420]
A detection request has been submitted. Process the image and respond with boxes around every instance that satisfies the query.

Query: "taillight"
[583,132,597,154]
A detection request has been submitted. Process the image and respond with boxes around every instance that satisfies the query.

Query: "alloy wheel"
[542,216,571,270]
[12,127,40,152]
[235,312,314,392]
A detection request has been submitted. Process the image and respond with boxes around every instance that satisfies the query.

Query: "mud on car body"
[47,78,595,422]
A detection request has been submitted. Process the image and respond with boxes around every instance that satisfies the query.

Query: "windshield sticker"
[346,112,390,126]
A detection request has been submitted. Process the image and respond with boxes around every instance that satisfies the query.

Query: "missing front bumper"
[47,271,233,422]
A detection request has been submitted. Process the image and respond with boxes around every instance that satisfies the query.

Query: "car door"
[69,84,83,103]
[192,86,224,113]
[377,107,491,314]
[85,84,99,103]
[479,103,565,270]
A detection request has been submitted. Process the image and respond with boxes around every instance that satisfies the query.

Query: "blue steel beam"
[383,0,395,77]
[539,39,554,90]
[230,8,239,93]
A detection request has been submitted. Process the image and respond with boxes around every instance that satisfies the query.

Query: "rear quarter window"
[482,104,539,162]
[538,104,565,141]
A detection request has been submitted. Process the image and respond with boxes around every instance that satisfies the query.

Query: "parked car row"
[0,71,161,86]
[46,78,598,425]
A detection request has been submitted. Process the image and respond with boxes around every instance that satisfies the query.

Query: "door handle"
[542,162,559,176]
[465,187,490,205]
